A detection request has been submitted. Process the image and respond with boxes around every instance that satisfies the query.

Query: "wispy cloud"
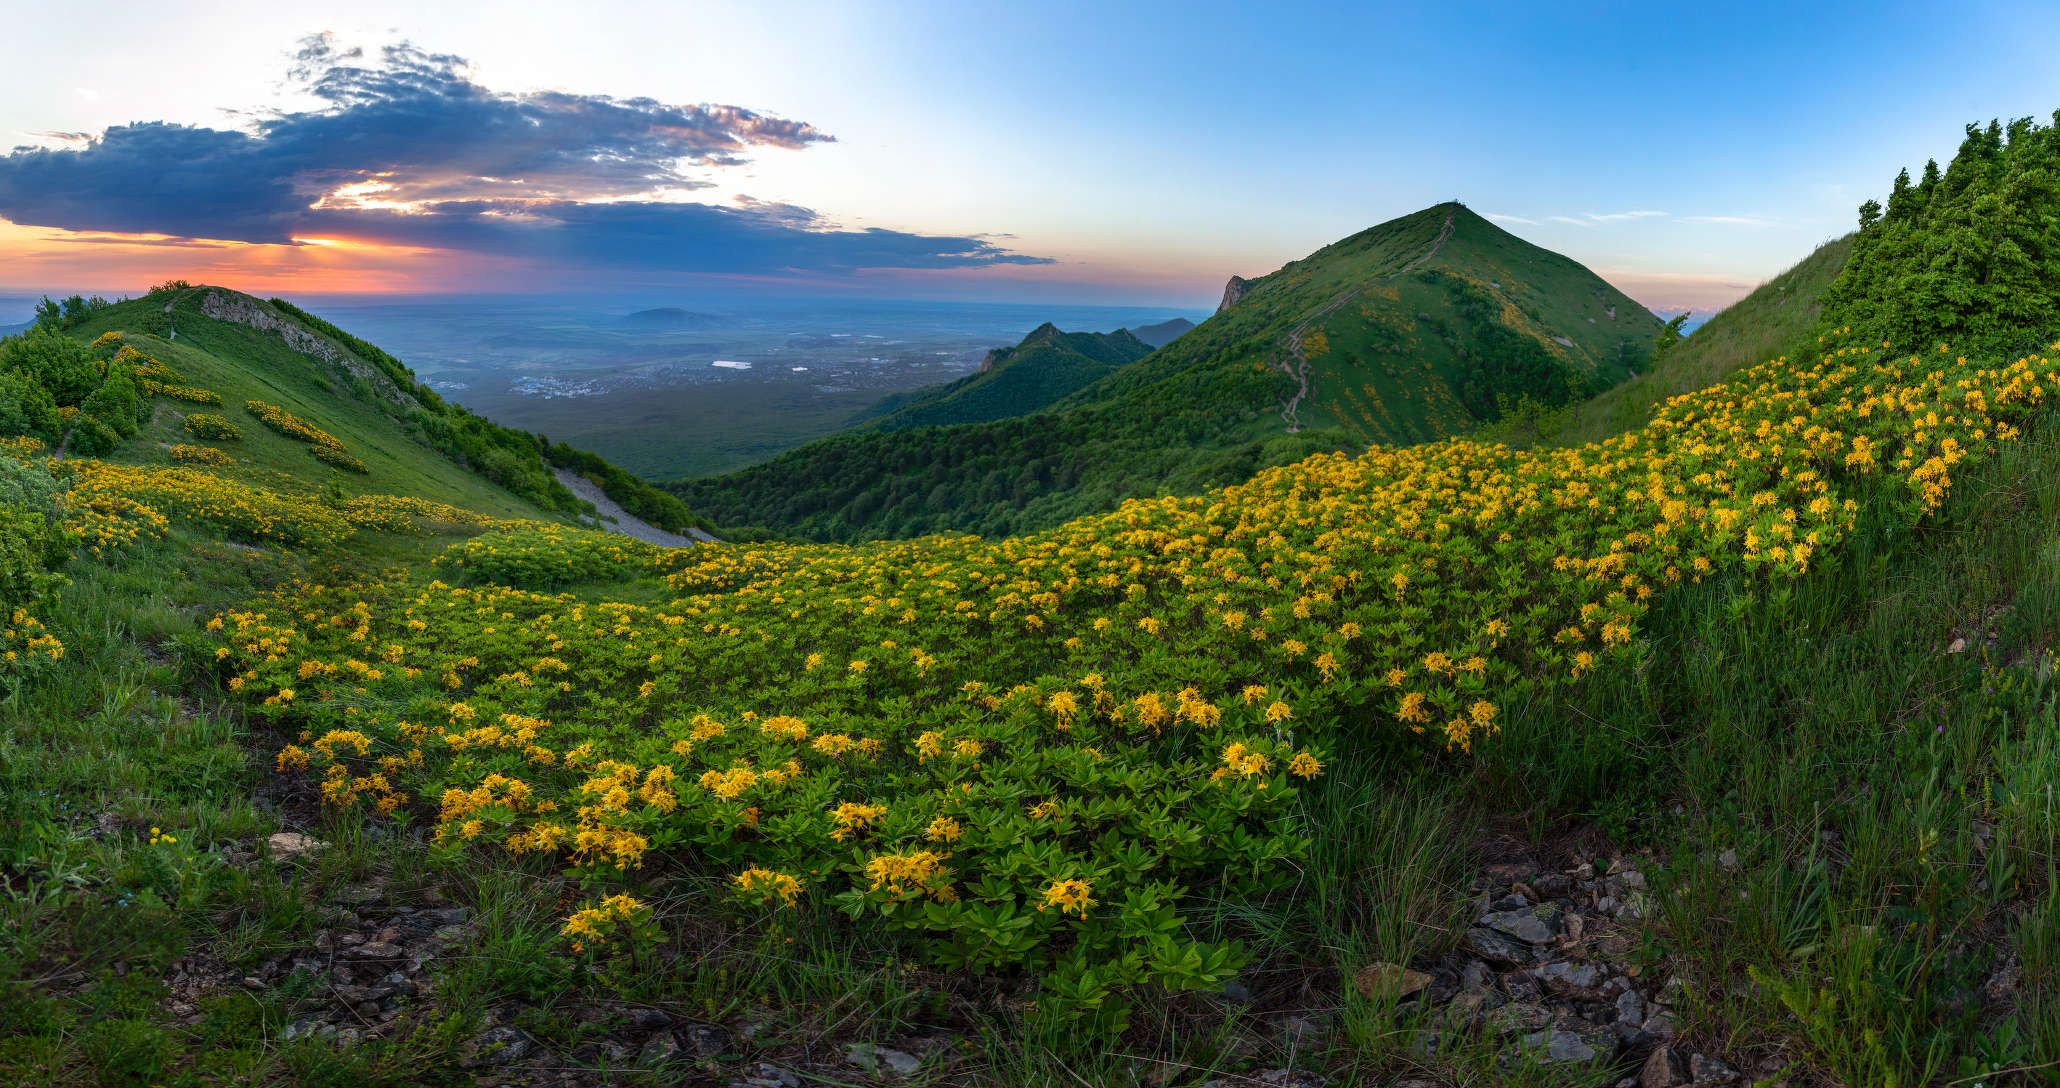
[1676,215,1775,227]
[1499,210,1671,228]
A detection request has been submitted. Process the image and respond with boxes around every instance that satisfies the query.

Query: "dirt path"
[1272,206,1457,432]
[554,469,713,548]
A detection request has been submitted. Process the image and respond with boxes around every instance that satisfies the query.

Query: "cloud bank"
[0,36,1050,281]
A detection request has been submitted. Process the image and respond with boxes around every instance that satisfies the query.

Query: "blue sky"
[2,0,2057,312]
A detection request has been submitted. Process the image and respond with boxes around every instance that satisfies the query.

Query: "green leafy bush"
[431,526,658,589]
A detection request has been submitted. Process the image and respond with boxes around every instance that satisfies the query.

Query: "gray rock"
[1479,904,1561,944]
[1717,848,1738,870]
[1533,961,1601,993]
[683,1023,733,1057]
[637,1032,681,1068]
[332,983,394,1004]
[626,1007,672,1031]
[846,1043,921,1078]
[1482,1001,1553,1037]
[1465,927,1533,965]
[427,907,471,926]
[1689,1053,1739,1084]
[266,832,328,861]
[1220,978,1253,1002]
[280,1019,331,1042]
[1510,1027,1617,1064]
[1642,1012,1677,1041]
[1615,988,1646,1026]
[1532,873,1573,898]
[1640,1045,1677,1088]
[333,883,385,906]
[737,1064,803,1088]
[1502,973,1544,1002]
[461,1025,531,1067]
[1459,960,1492,991]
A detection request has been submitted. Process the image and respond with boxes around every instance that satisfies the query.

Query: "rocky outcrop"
[976,348,1005,374]
[1218,276,1253,312]
[198,291,419,409]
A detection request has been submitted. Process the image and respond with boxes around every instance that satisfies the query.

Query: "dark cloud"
[0,35,1050,278]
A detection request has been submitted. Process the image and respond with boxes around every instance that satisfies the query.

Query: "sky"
[4,0,2060,314]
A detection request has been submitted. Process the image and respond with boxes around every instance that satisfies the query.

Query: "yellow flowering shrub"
[244,399,347,451]
[169,444,234,467]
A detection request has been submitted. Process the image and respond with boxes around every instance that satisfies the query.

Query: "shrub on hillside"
[66,416,122,457]
[0,371,60,444]
[432,525,657,590]
[0,327,99,407]
[244,399,345,450]
[310,445,369,474]
[170,444,233,467]
[182,414,242,441]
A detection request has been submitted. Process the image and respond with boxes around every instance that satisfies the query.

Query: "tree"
[1651,313,1692,366]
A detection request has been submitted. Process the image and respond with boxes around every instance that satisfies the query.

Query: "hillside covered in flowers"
[10,116,2060,1085]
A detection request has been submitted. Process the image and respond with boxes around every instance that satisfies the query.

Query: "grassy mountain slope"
[676,202,1659,541]
[853,324,1156,432]
[72,296,544,517]
[1517,232,1855,447]
[54,286,702,531]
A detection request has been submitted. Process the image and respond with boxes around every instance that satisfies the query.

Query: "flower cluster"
[244,399,347,451]
[169,444,234,467]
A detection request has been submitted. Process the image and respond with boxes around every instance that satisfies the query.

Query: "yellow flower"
[1038,878,1095,919]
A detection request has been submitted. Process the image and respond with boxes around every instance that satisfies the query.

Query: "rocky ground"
[1365,855,1740,1088]
[122,817,1776,1087]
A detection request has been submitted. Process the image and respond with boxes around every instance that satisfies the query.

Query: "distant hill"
[1127,317,1195,347]
[854,324,1155,432]
[621,306,719,328]
[674,202,1661,541]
